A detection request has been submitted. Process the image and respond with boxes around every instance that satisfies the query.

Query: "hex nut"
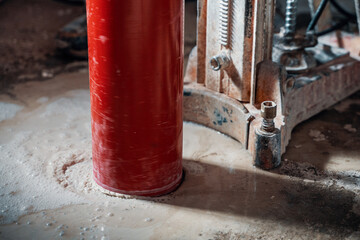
[210,56,221,71]
[261,101,277,119]
[210,53,231,71]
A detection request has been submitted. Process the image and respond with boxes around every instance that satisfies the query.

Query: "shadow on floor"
[149,159,360,236]
[148,92,360,236]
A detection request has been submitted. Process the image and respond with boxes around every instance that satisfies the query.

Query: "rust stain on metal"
[254,60,285,110]
[197,0,207,84]
[184,47,198,83]
[240,0,255,102]
[183,0,360,169]
[183,82,253,145]
[244,0,253,38]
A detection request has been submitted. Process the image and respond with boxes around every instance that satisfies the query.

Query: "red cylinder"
[87,0,184,196]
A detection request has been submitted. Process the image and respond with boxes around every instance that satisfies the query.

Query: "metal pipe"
[307,0,330,32]
[87,0,184,196]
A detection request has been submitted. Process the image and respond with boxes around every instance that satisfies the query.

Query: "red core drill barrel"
[87,0,184,196]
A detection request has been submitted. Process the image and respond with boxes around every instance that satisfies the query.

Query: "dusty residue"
[0,72,360,240]
[0,102,23,122]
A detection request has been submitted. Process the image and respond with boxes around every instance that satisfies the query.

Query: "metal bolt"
[284,0,298,41]
[260,101,277,132]
[210,53,231,71]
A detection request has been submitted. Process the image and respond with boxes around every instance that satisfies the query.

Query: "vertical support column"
[203,0,275,102]
[250,0,276,104]
[197,0,208,84]
[205,0,222,92]
[87,0,184,196]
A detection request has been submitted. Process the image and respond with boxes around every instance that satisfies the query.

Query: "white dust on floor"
[0,74,93,224]
[0,72,360,240]
[0,72,258,239]
[0,72,249,223]
[0,102,23,123]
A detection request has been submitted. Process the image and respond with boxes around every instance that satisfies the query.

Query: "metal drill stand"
[183,0,360,169]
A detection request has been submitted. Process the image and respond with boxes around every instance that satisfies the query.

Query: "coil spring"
[285,0,298,38]
[219,0,229,46]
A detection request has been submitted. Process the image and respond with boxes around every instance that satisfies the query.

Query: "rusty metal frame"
[184,0,360,169]
[184,82,254,148]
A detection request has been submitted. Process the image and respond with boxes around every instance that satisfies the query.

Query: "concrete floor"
[0,0,360,239]
[0,71,359,240]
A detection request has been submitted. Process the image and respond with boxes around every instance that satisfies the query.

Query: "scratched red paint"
[87,0,184,196]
